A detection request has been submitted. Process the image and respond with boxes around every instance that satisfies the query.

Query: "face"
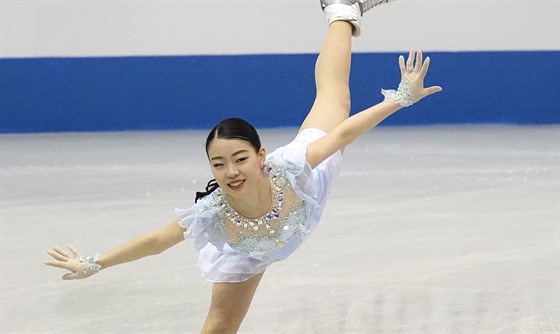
[207,138,266,197]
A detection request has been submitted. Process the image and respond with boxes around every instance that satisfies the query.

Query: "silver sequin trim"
[381,80,414,107]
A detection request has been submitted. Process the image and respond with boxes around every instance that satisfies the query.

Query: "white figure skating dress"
[176,128,342,282]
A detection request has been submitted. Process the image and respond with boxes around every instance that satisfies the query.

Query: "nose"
[226,165,239,178]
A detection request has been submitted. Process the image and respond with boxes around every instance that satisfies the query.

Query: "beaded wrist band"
[80,256,101,275]
[381,80,414,107]
[69,254,101,275]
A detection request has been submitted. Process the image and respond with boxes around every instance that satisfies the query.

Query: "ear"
[258,147,267,166]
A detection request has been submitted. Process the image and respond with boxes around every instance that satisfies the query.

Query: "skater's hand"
[45,245,101,280]
[398,50,442,104]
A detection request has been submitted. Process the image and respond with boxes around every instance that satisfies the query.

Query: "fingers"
[48,247,70,262]
[406,50,415,72]
[424,85,443,96]
[403,50,427,76]
[419,56,431,78]
[46,244,79,264]
[414,50,423,73]
[44,260,64,269]
[45,248,73,270]
[45,245,79,272]
[405,50,438,83]
[44,255,75,271]
[67,244,82,258]
[62,272,80,280]
[398,55,406,75]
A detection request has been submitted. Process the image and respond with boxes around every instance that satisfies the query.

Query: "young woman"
[45,0,442,333]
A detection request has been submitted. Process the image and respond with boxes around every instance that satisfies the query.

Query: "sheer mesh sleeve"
[175,197,226,253]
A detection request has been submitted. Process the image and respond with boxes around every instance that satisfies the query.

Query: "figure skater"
[45,0,442,333]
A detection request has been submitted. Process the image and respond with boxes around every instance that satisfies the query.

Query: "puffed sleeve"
[267,137,319,211]
[175,196,227,253]
[266,128,343,233]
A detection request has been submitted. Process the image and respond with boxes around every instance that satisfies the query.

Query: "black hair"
[194,118,261,203]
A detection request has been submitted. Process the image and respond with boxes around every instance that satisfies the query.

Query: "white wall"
[2,0,559,58]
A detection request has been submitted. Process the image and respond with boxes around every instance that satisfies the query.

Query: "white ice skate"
[321,0,390,37]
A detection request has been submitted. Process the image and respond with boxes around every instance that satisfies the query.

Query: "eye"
[212,163,224,168]
[236,157,248,163]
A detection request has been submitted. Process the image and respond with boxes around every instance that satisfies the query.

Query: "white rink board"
[2,1,559,57]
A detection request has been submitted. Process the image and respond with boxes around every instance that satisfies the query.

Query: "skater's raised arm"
[45,219,186,280]
[306,50,442,168]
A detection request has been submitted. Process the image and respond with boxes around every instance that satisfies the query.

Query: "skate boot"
[321,0,390,37]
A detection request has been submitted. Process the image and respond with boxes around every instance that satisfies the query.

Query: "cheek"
[212,168,225,179]
[250,163,264,177]
[212,173,228,189]
[209,167,222,182]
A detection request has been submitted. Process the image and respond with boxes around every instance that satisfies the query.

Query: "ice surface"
[1,125,558,333]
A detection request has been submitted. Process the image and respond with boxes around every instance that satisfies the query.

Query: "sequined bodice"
[214,162,309,262]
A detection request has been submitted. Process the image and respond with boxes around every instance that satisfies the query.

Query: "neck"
[228,173,271,219]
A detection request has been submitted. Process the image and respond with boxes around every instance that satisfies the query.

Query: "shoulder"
[177,192,221,224]
[197,190,223,217]
[267,143,309,178]
[176,191,225,242]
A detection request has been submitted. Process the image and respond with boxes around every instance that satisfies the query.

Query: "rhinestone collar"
[216,163,287,235]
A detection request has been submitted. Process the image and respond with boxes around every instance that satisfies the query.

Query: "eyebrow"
[210,149,249,161]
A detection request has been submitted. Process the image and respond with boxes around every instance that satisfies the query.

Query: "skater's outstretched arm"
[306,50,442,168]
[45,219,186,280]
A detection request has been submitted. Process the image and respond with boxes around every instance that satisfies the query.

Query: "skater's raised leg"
[299,20,354,135]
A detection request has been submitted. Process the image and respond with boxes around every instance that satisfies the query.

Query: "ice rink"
[1,125,558,333]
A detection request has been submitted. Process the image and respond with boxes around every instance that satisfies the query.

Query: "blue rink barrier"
[1,51,558,133]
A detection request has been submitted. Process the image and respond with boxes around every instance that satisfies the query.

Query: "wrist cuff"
[381,81,414,107]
